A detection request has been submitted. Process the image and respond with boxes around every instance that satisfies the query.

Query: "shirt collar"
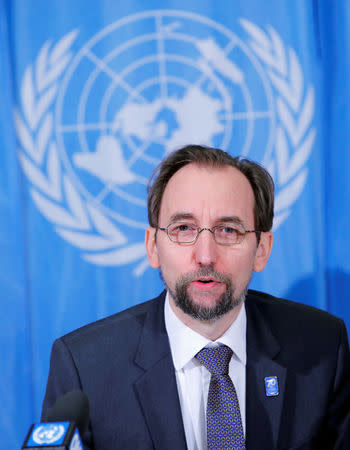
[164,291,247,371]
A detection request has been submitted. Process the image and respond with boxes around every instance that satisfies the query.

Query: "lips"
[190,277,222,292]
[195,276,219,283]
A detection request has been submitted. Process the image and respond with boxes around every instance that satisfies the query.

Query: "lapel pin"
[264,376,279,396]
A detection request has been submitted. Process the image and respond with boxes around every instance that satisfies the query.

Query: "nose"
[194,228,218,266]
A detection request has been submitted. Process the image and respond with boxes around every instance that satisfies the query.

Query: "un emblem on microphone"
[15,10,315,274]
[32,423,66,444]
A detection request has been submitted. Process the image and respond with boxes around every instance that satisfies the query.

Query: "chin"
[173,288,245,322]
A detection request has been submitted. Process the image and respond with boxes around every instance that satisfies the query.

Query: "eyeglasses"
[158,222,260,245]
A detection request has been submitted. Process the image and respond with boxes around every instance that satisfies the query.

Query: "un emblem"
[15,10,315,275]
[32,423,66,444]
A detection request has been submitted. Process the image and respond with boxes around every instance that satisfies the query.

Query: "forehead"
[159,163,256,225]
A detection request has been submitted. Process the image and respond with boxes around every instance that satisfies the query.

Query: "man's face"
[146,163,273,322]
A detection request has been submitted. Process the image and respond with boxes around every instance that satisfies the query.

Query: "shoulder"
[57,291,166,350]
[246,289,344,325]
[246,289,348,349]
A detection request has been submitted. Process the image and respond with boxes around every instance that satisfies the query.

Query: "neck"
[169,296,243,341]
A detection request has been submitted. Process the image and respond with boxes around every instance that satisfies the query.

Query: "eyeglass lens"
[167,222,246,244]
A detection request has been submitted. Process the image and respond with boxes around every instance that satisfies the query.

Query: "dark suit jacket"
[42,290,350,450]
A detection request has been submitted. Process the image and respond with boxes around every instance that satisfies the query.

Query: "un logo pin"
[264,376,279,397]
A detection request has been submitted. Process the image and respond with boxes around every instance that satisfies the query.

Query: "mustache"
[180,266,231,285]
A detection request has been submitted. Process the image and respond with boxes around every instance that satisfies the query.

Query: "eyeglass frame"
[157,221,261,245]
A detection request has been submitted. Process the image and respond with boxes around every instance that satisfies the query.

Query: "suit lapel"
[132,291,289,449]
[133,293,187,450]
[245,294,287,450]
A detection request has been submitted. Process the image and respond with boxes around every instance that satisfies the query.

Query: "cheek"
[221,244,255,267]
[159,247,191,271]
[219,247,257,281]
[157,245,194,280]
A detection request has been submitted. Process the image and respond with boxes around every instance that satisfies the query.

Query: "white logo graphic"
[266,377,277,387]
[32,423,65,444]
[15,11,315,274]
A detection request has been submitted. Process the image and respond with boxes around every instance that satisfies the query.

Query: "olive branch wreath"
[14,30,147,271]
[14,20,315,274]
[241,19,315,228]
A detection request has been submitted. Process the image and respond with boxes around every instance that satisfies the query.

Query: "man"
[42,145,350,449]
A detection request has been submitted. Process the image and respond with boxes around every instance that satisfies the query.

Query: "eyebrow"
[168,212,196,223]
[216,216,245,225]
[167,212,245,225]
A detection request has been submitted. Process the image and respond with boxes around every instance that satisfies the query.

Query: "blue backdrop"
[1,1,349,448]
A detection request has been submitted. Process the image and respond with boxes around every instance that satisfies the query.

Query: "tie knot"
[195,345,233,376]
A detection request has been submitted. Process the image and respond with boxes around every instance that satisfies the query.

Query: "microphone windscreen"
[47,390,90,435]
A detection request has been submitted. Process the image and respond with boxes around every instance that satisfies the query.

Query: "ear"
[253,232,273,273]
[145,226,160,268]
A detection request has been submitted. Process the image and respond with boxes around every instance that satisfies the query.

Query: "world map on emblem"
[55,11,275,229]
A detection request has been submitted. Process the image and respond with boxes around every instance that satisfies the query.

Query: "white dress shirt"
[164,292,247,450]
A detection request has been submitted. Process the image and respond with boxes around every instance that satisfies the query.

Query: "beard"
[163,266,248,322]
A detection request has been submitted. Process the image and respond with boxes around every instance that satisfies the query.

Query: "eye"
[214,224,244,244]
[167,222,197,243]
[219,225,239,235]
[169,222,196,233]
[177,223,193,232]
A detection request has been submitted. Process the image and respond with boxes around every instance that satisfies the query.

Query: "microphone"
[22,390,90,449]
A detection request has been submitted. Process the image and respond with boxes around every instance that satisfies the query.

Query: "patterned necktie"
[196,345,245,450]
